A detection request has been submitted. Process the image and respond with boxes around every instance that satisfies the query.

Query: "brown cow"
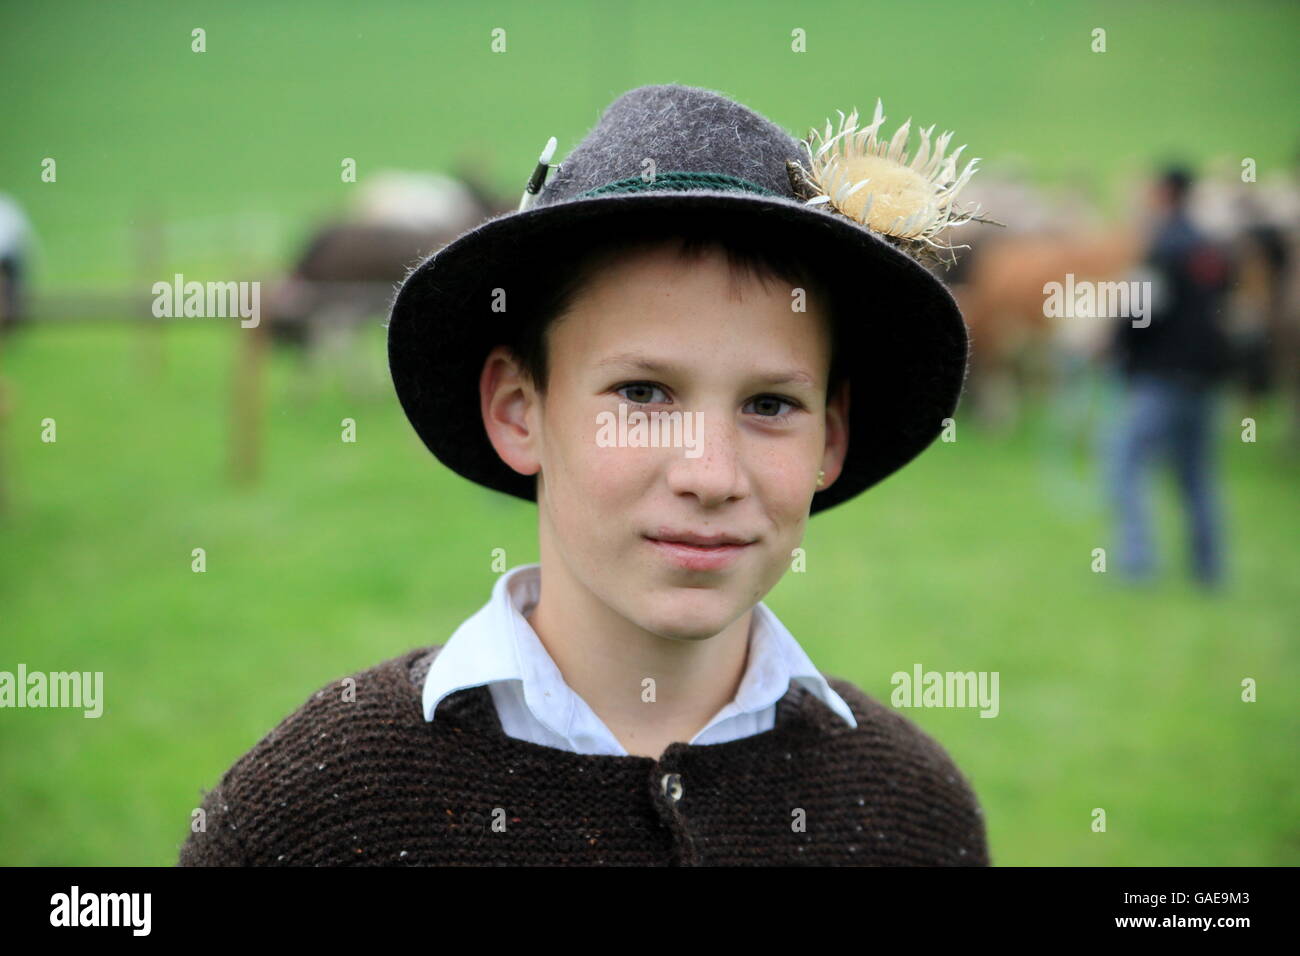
[266,163,514,355]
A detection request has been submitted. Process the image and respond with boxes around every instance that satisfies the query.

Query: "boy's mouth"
[646,527,755,547]
[643,529,756,572]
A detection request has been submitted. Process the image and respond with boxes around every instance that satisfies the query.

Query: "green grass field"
[1,0,1297,866]
[0,321,1296,865]
[2,0,1297,287]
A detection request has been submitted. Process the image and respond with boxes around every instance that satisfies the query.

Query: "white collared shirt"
[422,563,856,756]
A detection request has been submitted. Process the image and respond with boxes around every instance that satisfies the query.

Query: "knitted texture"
[177,646,991,866]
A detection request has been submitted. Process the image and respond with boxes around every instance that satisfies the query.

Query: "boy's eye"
[746,395,796,418]
[615,383,801,420]
[617,383,669,404]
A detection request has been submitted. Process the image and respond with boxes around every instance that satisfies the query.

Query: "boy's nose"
[663,414,750,507]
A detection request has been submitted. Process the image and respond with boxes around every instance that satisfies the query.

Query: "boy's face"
[482,241,850,643]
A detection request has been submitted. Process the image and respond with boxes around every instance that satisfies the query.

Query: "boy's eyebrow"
[594,351,817,387]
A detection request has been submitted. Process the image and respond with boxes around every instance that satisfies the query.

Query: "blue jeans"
[1106,373,1225,586]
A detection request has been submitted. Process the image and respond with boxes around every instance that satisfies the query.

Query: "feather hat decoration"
[787,99,1001,266]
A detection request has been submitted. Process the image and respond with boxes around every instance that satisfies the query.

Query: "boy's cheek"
[546,447,650,546]
[756,455,821,514]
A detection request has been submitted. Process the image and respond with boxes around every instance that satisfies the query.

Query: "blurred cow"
[265,165,514,353]
[936,170,1144,427]
[936,164,1300,433]
[1185,169,1300,419]
[0,194,31,336]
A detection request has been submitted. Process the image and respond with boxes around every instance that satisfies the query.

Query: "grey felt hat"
[387,83,975,515]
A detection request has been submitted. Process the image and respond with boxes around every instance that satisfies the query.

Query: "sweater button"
[661,773,684,803]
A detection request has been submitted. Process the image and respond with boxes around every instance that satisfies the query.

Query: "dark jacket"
[1112,208,1235,386]
[178,645,991,866]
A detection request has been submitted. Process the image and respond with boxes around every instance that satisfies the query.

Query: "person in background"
[1105,165,1235,589]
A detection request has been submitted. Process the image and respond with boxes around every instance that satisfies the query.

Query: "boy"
[179,83,992,866]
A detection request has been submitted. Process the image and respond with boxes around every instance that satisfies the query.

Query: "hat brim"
[387,189,969,515]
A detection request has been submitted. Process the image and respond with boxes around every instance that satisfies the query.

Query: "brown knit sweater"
[177,645,991,866]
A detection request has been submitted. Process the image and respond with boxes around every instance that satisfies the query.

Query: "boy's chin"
[630,591,752,643]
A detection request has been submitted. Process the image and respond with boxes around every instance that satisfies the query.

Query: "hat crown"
[535,84,805,207]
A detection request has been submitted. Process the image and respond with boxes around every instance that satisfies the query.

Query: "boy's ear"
[480,345,542,478]
[819,379,850,489]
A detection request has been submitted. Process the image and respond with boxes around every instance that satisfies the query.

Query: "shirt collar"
[422,563,857,732]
